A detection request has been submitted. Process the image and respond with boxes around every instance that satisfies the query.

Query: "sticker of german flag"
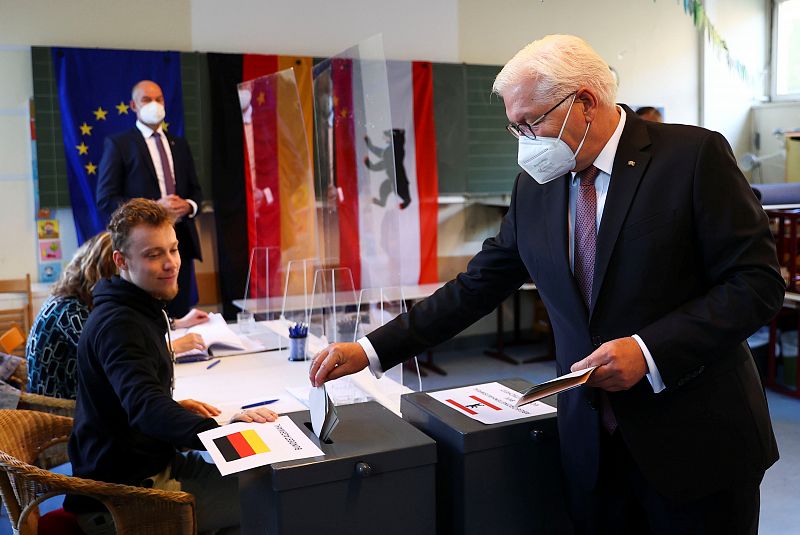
[213,429,270,462]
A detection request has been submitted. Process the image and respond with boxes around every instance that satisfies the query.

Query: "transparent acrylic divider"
[238,67,319,311]
[238,247,281,350]
[312,34,403,289]
[356,287,422,397]
[308,268,365,404]
[242,246,275,319]
[270,257,321,351]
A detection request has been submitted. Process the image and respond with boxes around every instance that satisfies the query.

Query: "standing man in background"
[97,80,203,317]
[310,35,782,533]
[635,106,663,123]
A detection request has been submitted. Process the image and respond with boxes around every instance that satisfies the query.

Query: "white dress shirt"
[359,108,665,393]
[135,120,198,218]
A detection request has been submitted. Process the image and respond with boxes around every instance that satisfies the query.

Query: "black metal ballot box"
[400,378,570,535]
[239,401,437,534]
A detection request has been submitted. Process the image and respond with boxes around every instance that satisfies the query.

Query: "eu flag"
[52,47,185,244]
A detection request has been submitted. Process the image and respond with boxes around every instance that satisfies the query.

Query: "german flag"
[213,429,270,462]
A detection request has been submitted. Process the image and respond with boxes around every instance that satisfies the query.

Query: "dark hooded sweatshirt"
[66,276,217,510]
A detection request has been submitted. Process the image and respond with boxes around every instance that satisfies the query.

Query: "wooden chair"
[0,275,33,354]
[0,410,197,535]
[0,325,25,354]
[17,392,75,418]
[5,358,27,393]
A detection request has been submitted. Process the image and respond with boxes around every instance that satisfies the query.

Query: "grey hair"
[492,35,617,108]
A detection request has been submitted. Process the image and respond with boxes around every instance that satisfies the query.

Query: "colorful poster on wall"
[37,219,60,240]
[39,240,62,261]
[39,263,62,283]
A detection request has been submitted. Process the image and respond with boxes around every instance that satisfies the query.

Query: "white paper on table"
[427,382,556,425]
[286,386,311,406]
[286,377,372,408]
[198,416,323,476]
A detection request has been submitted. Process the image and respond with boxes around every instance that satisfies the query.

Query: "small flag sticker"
[213,429,270,462]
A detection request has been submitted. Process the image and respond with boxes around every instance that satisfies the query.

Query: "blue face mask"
[517,94,591,184]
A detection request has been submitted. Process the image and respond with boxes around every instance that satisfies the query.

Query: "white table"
[173,327,413,423]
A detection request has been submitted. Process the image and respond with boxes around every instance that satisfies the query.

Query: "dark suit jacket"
[368,107,783,502]
[96,127,203,260]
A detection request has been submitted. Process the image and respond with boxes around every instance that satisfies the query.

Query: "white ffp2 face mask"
[517,95,591,184]
[138,101,166,126]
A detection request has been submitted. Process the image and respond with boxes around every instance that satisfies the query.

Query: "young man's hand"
[178,399,221,418]
[231,407,279,424]
[172,333,206,354]
[174,309,210,329]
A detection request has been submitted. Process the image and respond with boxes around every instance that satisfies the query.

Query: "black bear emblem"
[364,128,412,210]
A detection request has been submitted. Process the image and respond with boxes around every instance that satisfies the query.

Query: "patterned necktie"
[152,132,176,196]
[574,165,618,434]
[574,165,600,309]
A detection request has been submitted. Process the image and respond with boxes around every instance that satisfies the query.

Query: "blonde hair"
[51,231,116,308]
[492,35,617,108]
[108,198,174,254]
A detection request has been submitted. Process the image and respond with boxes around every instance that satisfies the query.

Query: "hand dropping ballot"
[428,382,556,425]
[198,417,323,476]
[310,384,339,442]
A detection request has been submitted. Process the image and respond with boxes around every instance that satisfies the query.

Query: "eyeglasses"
[506,91,577,140]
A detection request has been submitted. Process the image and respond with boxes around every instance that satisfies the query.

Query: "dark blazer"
[96,127,203,260]
[368,107,784,502]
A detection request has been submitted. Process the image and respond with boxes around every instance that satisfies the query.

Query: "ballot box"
[239,401,437,534]
[401,378,570,535]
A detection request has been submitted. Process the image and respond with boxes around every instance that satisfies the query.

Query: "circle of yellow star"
[116,102,130,115]
[162,122,169,133]
[84,162,98,175]
[93,107,108,121]
[75,142,89,155]
[79,122,93,136]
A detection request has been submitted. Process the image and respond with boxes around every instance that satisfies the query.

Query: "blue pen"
[241,399,279,409]
[206,359,221,369]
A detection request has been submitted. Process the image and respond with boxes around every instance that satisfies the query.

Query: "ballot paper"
[198,417,324,476]
[309,385,339,441]
[427,382,556,425]
[514,366,597,408]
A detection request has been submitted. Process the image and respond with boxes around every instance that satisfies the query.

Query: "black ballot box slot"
[401,378,571,535]
[239,401,437,534]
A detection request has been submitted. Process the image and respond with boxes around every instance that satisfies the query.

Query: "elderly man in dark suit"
[97,80,203,318]
[309,35,783,533]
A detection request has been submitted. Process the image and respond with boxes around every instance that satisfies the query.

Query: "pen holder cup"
[288,336,308,361]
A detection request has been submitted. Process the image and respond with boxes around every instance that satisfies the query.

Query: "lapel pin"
[627,160,636,167]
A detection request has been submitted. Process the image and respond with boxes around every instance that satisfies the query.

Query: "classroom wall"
[0,0,772,286]
[0,46,37,279]
[702,0,770,170]
[459,0,701,125]
[0,0,194,279]
[189,0,460,61]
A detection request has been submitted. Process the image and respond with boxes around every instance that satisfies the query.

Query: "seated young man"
[67,198,274,534]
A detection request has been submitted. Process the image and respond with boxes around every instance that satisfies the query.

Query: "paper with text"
[427,382,556,424]
[198,416,323,476]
